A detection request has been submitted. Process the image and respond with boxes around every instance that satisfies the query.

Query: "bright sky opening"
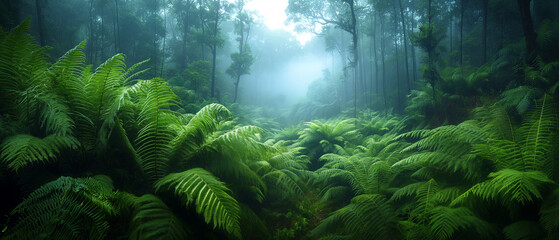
[244,0,314,45]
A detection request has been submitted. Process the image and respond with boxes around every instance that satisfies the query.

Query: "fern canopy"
[154,168,241,238]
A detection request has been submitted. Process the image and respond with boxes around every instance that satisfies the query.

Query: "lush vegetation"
[2,0,559,240]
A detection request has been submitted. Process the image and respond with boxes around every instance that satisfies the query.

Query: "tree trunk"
[35,0,46,46]
[450,18,453,66]
[233,76,240,103]
[398,0,411,92]
[114,0,120,53]
[393,9,401,111]
[460,0,465,66]
[411,9,418,83]
[483,0,488,63]
[517,0,537,63]
[89,0,94,63]
[380,13,387,111]
[372,15,379,95]
[161,0,166,77]
[210,0,220,98]
[349,0,358,120]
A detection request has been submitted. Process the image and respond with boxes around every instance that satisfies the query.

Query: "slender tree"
[517,0,538,63]
[227,0,254,103]
[397,0,411,91]
[35,0,46,46]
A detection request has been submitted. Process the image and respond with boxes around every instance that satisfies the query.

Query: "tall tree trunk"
[483,0,488,63]
[372,15,379,95]
[89,0,94,63]
[210,0,220,98]
[114,0,120,53]
[35,0,46,46]
[152,0,158,78]
[349,0,358,120]
[393,9,401,111]
[397,0,411,92]
[233,75,240,102]
[460,0,465,66]
[450,18,453,66]
[161,0,166,77]
[517,0,537,63]
[380,13,387,112]
[411,9,418,83]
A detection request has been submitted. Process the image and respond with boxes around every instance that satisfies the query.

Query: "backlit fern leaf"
[154,168,241,238]
[134,79,179,181]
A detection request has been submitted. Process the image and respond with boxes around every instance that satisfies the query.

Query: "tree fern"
[154,168,241,238]
[129,194,190,240]
[3,176,117,240]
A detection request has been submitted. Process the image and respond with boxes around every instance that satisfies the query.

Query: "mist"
[2,0,559,239]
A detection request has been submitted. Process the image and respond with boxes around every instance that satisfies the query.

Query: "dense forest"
[1,0,558,239]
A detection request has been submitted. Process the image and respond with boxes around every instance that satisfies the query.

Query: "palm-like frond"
[134,79,179,181]
[154,168,241,238]
[412,179,439,223]
[452,169,554,208]
[311,194,400,240]
[540,188,559,234]
[1,134,78,171]
[129,194,190,240]
[3,176,117,240]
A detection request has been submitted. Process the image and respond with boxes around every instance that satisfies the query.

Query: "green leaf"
[155,168,241,238]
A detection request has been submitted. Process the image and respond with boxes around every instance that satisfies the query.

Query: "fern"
[3,176,117,240]
[129,194,190,240]
[134,79,179,181]
[1,134,78,171]
[429,206,495,240]
[452,169,554,207]
[311,194,400,240]
[154,168,241,238]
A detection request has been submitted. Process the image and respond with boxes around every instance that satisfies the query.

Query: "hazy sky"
[244,0,314,44]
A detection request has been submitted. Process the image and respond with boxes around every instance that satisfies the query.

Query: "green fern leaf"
[154,168,241,238]
[1,134,78,171]
[311,194,400,240]
[4,176,116,240]
[129,194,190,240]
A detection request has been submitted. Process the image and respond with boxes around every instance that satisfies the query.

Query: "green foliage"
[133,78,179,181]
[429,206,495,240]
[453,169,554,207]
[1,134,78,171]
[311,194,400,240]
[129,194,190,240]
[3,176,117,240]
[154,168,241,238]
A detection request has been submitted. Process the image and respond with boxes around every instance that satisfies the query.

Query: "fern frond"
[412,179,439,223]
[4,176,116,240]
[1,134,78,171]
[134,79,179,181]
[429,206,495,240]
[503,221,545,240]
[129,194,190,240]
[311,194,400,240]
[154,168,241,238]
[452,169,554,207]
[539,188,559,234]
